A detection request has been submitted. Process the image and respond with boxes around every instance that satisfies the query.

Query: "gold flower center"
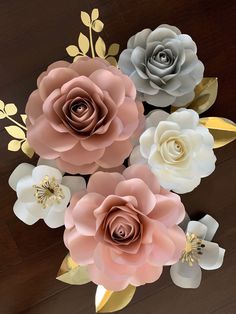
[180,233,205,266]
[33,175,65,209]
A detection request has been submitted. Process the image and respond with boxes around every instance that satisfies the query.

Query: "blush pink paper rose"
[26,57,144,174]
[64,164,186,291]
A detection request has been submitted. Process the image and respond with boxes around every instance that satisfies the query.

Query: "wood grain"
[0,0,235,313]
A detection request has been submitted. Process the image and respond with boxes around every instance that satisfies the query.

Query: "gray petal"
[178,34,197,53]
[144,90,176,107]
[131,47,148,79]
[174,91,195,106]
[147,27,177,44]
[118,49,135,76]
[133,28,152,48]
[130,71,157,95]
[158,24,182,35]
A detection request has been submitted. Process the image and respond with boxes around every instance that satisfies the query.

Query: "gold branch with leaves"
[66,8,120,66]
[0,100,34,158]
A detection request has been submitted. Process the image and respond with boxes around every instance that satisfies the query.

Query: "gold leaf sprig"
[66,8,120,66]
[171,78,236,149]
[0,100,34,158]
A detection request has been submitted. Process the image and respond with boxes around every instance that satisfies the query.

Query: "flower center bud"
[33,175,65,209]
[180,233,205,266]
[160,138,186,164]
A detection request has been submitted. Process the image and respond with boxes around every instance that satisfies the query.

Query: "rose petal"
[130,263,163,286]
[25,90,43,125]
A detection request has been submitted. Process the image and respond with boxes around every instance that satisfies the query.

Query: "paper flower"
[64,164,186,291]
[118,24,204,107]
[130,109,216,193]
[170,215,225,288]
[8,163,86,228]
[26,57,144,175]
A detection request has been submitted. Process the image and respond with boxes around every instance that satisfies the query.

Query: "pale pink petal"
[148,194,185,227]
[115,178,156,214]
[70,56,109,76]
[116,97,139,140]
[73,193,105,236]
[165,226,186,265]
[123,164,160,194]
[56,158,99,175]
[39,68,78,100]
[96,140,132,168]
[81,118,123,151]
[64,191,86,229]
[64,228,97,265]
[130,263,163,286]
[87,171,125,196]
[25,90,44,125]
[60,141,105,166]
[88,263,130,291]
[89,69,126,105]
[37,60,70,86]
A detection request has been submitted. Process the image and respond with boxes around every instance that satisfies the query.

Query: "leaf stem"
[89,24,95,58]
[5,115,27,131]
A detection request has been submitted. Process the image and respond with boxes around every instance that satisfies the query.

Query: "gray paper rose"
[118,25,204,107]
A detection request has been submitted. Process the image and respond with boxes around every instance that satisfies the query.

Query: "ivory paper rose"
[130,109,216,193]
[64,164,186,291]
[26,57,144,174]
[118,24,204,107]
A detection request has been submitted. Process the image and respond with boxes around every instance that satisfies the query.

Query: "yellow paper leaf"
[95,285,136,313]
[73,55,81,62]
[5,126,25,139]
[0,100,4,111]
[187,77,218,114]
[57,254,90,285]
[95,37,106,58]
[21,141,34,158]
[92,8,99,21]
[200,117,236,148]
[108,43,120,56]
[20,114,27,125]
[8,139,21,151]
[66,45,80,57]
[78,32,90,55]
[0,111,6,119]
[106,56,117,67]
[92,20,104,32]
[81,11,91,27]
[5,103,17,116]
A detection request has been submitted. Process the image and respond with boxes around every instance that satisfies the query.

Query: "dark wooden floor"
[0,1,236,313]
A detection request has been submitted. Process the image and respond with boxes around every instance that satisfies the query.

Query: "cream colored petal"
[145,109,169,129]
[198,240,220,270]
[32,165,62,183]
[167,109,199,129]
[129,145,147,166]
[13,200,41,225]
[9,163,34,191]
[16,176,35,203]
[186,221,207,239]
[140,127,155,158]
[199,215,219,241]
[201,247,225,270]
[170,261,202,288]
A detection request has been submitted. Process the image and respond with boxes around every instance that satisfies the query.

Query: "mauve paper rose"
[64,164,186,291]
[118,24,204,107]
[26,57,144,174]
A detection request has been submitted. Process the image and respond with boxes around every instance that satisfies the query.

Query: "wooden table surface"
[0,1,236,313]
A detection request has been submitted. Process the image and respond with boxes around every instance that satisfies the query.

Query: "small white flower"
[170,215,225,288]
[130,108,216,193]
[8,161,86,228]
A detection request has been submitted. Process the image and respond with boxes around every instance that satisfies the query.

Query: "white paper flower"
[130,108,216,193]
[9,162,86,228]
[170,215,225,288]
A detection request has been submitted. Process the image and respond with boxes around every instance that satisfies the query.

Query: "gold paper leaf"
[187,77,218,114]
[5,103,17,116]
[92,8,99,21]
[107,43,120,56]
[96,285,136,313]
[81,11,91,27]
[95,37,106,58]
[73,55,81,62]
[0,111,6,119]
[92,20,104,32]
[57,254,90,285]
[78,32,90,55]
[8,139,21,151]
[20,114,27,125]
[106,56,117,67]
[21,141,34,158]
[0,100,5,110]
[5,126,25,139]
[66,45,80,57]
[200,117,236,148]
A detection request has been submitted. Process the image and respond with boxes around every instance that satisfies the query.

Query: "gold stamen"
[180,233,205,266]
[33,175,65,209]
